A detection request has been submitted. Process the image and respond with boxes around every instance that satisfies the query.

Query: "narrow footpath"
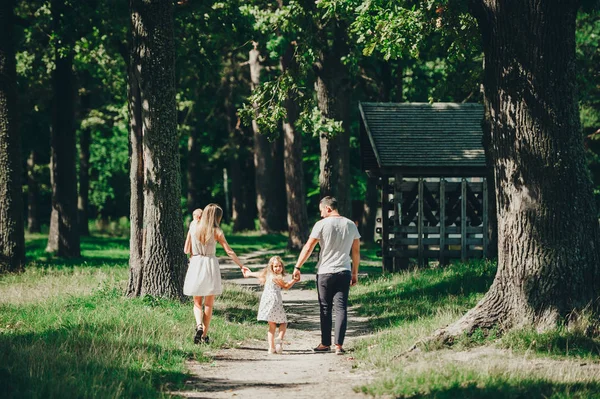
[173,251,376,399]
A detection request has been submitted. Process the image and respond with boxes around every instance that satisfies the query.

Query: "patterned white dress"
[183,224,222,296]
[257,274,287,324]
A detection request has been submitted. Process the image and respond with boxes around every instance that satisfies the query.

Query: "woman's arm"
[184,231,192,255]
[215,231,247,270]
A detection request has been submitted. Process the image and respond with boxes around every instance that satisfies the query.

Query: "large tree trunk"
[248,46,287,233]
[281,44,309,250]
[227,107,256,231]
[434,0,600,341]
[0,0,25,272]
[78,126,91,236]
[229,129,257,232]
[46,0,80,257]
[27,151,41,233]
[126,0,186,298]
[314,24,352,217]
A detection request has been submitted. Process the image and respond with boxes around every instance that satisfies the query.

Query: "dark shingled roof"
[360,102,487,176]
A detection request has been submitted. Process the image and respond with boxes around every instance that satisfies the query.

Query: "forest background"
[6,0,600,248]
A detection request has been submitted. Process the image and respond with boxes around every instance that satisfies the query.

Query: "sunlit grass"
[349,259,600,398]
[0,233,264,398]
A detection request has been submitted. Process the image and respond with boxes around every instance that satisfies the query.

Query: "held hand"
[242,267,251,278]
[292,268,301,282]
[351,274,357,286]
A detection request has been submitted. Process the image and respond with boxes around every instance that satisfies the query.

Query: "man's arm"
[351,238,360,286]
[292,237,319,280]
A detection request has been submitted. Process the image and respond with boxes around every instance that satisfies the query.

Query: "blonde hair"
[256,256,286,285]
[196,203,223,244]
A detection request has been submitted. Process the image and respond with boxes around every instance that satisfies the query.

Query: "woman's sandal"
[194,325,203,344]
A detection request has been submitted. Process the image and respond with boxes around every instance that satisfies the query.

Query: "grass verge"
[349,259,600,398]
[0,234,264,398]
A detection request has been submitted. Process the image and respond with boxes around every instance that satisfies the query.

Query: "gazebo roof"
[360,102,487,177]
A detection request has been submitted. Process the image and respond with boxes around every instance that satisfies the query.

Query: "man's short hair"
[320,196,338,210]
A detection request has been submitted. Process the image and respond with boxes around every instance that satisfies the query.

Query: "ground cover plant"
[349,260,600,398]
[0,234,266,398]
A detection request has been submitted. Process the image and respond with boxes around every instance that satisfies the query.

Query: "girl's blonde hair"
[256,256,285,284]
[196,203,223,244]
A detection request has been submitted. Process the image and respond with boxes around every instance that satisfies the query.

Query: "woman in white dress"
[183,203,247,344]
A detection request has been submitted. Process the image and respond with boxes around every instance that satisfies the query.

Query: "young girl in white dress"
[244,256,298,354]
[183,203,248,344]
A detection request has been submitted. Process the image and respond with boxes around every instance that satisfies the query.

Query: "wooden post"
[418,178,424,267]
[393,174,407,271]
[440,178,446,266]
[461,178,467,262]
[381,177,392,272]
[482,176,489,258]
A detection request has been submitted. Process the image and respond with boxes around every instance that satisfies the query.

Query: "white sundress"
[183,225,222,296]
[257,274,287,324]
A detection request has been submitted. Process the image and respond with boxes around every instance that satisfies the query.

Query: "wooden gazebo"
[359,102,490,271]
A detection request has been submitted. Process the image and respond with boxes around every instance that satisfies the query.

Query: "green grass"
[7,233,600,398]
[499,327,600,359]
[0,233,264,399]
[348,259,600,398]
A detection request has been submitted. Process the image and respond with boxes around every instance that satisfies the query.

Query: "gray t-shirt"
[310,216,361,274]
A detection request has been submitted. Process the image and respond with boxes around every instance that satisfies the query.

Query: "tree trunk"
[281,44,309,250]
[78,126,91,236]
[314,24,352,217]
[434,0,600,340]
[126,0,186,298]
[228,117,256,231]
[0,0,25,272]
[46,0,80,257]
[248,46,287,232]
[27,151,41,233]
[361,177,378,244]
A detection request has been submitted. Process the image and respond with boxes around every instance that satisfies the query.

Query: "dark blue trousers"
[316,270,351,346]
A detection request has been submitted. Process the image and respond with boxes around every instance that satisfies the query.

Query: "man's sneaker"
[335,346,346,355]
[313,344,330,353]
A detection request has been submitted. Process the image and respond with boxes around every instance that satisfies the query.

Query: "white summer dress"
[183,224,222,296]
[257,275,287,324]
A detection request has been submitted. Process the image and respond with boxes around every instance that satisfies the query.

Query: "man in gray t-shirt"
[293,196,360,355]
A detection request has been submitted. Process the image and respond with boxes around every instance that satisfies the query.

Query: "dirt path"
[174,251,376,398]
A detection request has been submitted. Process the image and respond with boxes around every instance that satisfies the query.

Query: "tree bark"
[27,151,41,233]
[46,0,80,257]
[78,126,91,236]
[229,132,257,232]
[126,0,186,298]
[249,46,287,232]
[281,44,309,250]
[314,23,352,217]
[0,0,25,272]
[433,0,600,340]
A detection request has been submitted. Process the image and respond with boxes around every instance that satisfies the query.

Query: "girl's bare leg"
[267,322,277,353]
[202,295,215,338]
[276,323,287,353]
[193,296,203,329]
[278,323,287,342]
